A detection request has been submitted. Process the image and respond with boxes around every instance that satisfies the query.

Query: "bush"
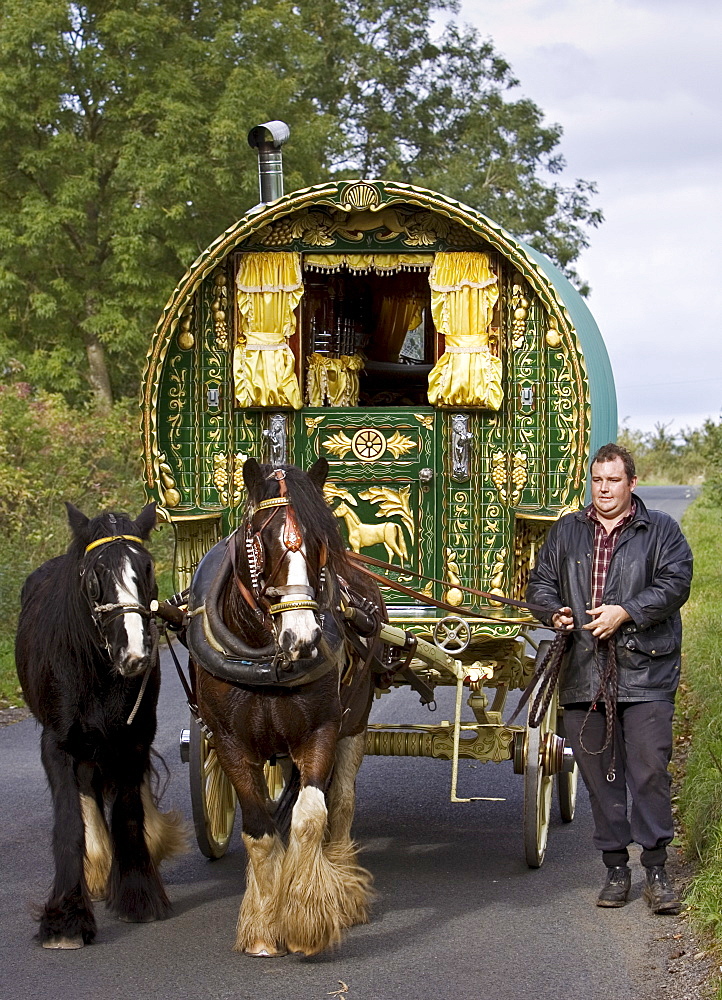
[0,385,173,706]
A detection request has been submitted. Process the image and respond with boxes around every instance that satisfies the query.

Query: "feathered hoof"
[37,896,96,949]
[41,936,85,950]
[108,873,171,924]
[243,941,288,957]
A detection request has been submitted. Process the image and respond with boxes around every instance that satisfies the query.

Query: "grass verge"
[678,497,722,960]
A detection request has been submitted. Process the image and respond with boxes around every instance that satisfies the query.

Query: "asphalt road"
[0,486,697,1000]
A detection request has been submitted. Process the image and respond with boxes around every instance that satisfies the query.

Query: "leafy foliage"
[0,385,172,705]
[618,419,722,490]
[0,0,602,405]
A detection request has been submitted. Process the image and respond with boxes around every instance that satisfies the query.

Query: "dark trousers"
[563,700,675,869]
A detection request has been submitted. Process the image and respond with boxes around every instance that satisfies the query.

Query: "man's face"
[591,457,637,521]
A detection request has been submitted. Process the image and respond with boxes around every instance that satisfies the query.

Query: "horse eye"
[86,571,100,601]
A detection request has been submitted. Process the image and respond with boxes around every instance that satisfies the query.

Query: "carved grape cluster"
[258,218,296,246]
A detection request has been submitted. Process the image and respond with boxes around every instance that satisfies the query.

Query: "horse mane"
[25,510,151,674]
[252,463,350,583]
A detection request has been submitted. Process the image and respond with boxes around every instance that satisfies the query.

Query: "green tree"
[0,0,333,406]
[0,0,602,405]
[317,14,602,288]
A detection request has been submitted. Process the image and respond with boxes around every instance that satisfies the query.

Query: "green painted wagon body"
[142,178,615,656]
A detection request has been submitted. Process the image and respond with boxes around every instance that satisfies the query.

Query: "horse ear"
[65,502,90,539]
[243,458,264,502]
[308,458,329,491]
[134,502,157,539]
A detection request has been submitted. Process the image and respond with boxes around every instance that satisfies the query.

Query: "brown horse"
[186,458,385,956]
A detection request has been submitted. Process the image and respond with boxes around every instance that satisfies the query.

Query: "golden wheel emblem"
[351,428,386,462]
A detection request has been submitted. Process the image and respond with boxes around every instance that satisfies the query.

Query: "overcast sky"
[455,0,721,436]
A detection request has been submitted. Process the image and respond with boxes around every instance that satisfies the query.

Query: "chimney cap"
[248,121,290,150]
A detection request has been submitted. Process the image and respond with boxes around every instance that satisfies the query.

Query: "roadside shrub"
[0,385,173,706]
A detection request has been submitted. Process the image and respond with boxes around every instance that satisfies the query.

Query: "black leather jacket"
[526,494,693,704]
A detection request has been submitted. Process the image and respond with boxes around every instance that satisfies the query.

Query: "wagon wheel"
[189,715,237,859]
[264,758,289,803]
[523,641,557,868]
[556,707,579,823]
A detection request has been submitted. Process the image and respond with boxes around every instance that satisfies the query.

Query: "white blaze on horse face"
[115,555,147,665]
[275,533,321,660]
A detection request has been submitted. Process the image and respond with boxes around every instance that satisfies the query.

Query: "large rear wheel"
[189,715,237,859]
[523,641,556,868]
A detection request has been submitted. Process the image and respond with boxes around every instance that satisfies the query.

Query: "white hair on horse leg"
[326,732,366,848]
[324,734,375,927]
[80,792,112,900]
[235,832,286,956]
[280,784,371,955]
[140,779,188,864]
[116,555,146,660]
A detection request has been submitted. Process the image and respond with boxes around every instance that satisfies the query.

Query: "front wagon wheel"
[189,713,237,859]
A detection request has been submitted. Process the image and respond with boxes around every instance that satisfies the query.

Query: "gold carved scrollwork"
[339,182,382,211]
[510,273,530,350]
[254,204,480,250]
[157,452,181,508]
[415,413,434,430]
[211,270,229,350]
[511,451,528,505]
[490,451,529,505]
[326,484,412,567]
[305,416,325,434]
[177,302,194,351]
[491,450,508,502]
[545,315,562,348]
[487,547,507,606]
[444,547,463,607]
[211,451,247,507]
[512,519,550,601]
[322,430,354,459]
[385,430,415,459]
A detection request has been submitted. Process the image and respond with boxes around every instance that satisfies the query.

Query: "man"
[526,443,693,913]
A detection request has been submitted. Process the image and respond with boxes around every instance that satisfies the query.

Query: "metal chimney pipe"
[247,121,290,204]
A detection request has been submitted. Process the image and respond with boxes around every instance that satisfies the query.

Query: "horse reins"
[347,550,618,754]
[345,550,555,620]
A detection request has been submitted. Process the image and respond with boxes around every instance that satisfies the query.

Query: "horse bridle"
[237,469,326,625]
[80,532,154,648]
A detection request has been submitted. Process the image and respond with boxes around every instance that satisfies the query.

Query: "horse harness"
[80,525,159,724]
[233,468,325,628]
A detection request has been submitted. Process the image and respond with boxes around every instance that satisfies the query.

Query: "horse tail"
[272,763,301,843]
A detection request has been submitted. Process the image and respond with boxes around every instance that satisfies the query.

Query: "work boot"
[643,866,681,914]
[597,865,631,907]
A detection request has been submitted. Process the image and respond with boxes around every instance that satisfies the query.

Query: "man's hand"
[552,606,574,631]
[582,604,631,639]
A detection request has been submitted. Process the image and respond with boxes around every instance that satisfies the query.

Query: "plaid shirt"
[586,501,637,608]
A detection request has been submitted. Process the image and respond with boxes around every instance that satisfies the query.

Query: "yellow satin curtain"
[305,353,364,406]
[233,252,303,408]
[427,252,503,409]
[303,253,433,273]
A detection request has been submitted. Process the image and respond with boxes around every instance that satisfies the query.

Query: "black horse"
[15,503,185,949]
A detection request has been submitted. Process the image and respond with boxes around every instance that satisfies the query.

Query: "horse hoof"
[42,936,85,950]
[118,914,157,923]
[245,943,287,957]
[286,942,315,956]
